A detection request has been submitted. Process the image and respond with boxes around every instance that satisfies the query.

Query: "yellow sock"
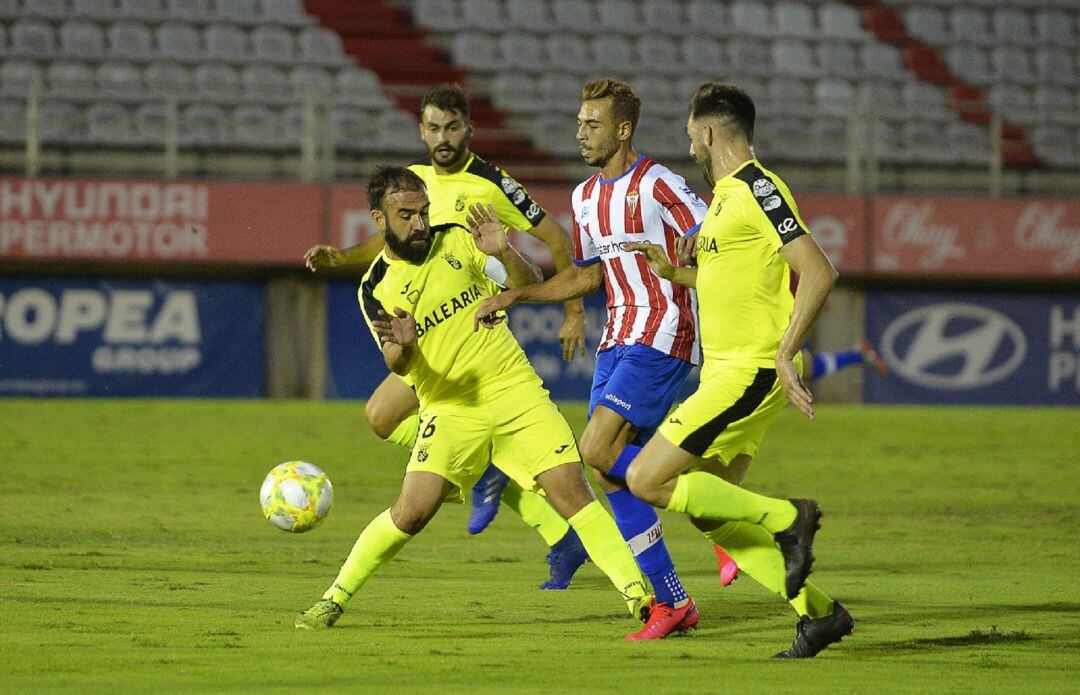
[666,471,797,533]
[500,482,570,547]
[386,413,419,449]
[568,500,648,613]
[323,509,412,609]
[703,521,833,619]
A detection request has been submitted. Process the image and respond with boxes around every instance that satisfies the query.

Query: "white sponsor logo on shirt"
[762,195,782,211]
[752,179,777,197]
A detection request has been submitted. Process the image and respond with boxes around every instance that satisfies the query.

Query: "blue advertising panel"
[865,290,1080,405]
[326,280,639,401]
[0,278,264,397]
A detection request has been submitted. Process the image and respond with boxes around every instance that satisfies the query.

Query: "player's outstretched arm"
[371,307,419,376]
[777,235,839,420]
[525,215,587,360]
[625,242,698,287]
[465,203,542,287]
[303,234,385,272]
[472,262,602,332]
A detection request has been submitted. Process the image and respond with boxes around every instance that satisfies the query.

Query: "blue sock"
[605,487,688,607]
[606,444,640,482]
[811,349,863,379]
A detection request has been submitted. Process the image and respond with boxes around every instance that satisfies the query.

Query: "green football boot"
[294,599,343,629]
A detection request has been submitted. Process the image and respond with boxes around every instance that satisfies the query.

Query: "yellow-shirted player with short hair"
[625,82,856,658]
[304,84,590,589]
[295,166,650,631]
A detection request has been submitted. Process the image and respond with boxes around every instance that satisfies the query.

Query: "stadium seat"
[685,0,725,37]
[550,0,595,32]
[289,65,334,101]
[1034,9,1074,48]
[379,109,425,154]
[947,46,992,85]
[96,60,144,99]
[949,8,994,46]
[591,35,638,73]
[23,0,69,20]
[490,72,546,113]
[764,77,812,119]
[860,42,907,80]
[991,7,1035,46]
[192,63,240,103]
[991,46,1033,84]
[755,116,812,161]
[674,72,715,105]
[596,0,642,34]
[775,1,818,40]
[772,39,817,78]
[946,121,990,166]
[241,64,290,104]
[59,20,106,60]
[156,23,201,62]
[133,101,169,144]
[905,6,948,45]
[108,22,155,61]
[631,74,678,115]
[182,102,230,146]
[532,112,579,156]
[204,24,249,63]
[641,0,684,36]
[901,120,954,165]
[335,68,391,109]
[819,3,865,42]
[0,100,27,144]
[814,78,857,118]
[0,0,19,20]
[539,73,582,114]
[298,26,347,67]
[119,0,166,21]
[731,1,773,38]
[506,0,550,29]
[988,83,1037,126]
[1031,124,1075,167]
[251,25,297,65]
[1033,84,1075,125]
[73,0,118,20]
[1,59,44,98]
[817,42,858,78]
[680,36,726,74]
[1035,47,1075,87]
[46,61,97,101]
[233,104,280,148]
[461,0,507,30]
[144,61,192,97]
[636,35,681,76]
[40,100,84,145]
[900,80,952,122]
[413,0,464,32]
[215,0,259,24]
[86,101,136,145]
[450,33,500,71]
[728,37,773,78]
[260,0,312,27]
[497,32,544,74]
[165,0,212,21]
[811,116,848,163]
[543,34,588,73]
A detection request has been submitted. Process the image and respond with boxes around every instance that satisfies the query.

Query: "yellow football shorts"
[406,380,581,502]
[658,354,801,464]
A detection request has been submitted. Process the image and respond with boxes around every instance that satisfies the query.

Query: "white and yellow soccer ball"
[259,461,333,533]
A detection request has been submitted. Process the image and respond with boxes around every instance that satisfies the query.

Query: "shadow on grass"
[859,627,1037,652]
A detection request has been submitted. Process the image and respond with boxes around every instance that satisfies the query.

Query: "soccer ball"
[259,461,333,533]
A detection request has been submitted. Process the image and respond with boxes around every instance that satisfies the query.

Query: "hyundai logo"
[881,303,1027,390]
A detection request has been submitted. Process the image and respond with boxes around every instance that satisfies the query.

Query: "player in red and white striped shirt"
[475,79,707,640]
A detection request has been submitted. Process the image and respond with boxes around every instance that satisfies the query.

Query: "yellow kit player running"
[625,83,855,658]
[303,84,589,589]
[295,166,650,631]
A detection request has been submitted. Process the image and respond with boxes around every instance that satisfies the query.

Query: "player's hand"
[304,244,344,271]
[465,203,511,258]
[473,289,517,331]
[625,242,675,280]
[674,236,697,267]
[777,356,815,420]
[558,308,586,361]
[372,308,418,347]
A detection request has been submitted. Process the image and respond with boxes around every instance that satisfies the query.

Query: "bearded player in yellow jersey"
[294,166,650,632]
[304,85,592,589]
[625,83,855,658]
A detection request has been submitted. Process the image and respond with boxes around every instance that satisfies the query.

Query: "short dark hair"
[420,83,470,120]
[582,78,641,134]
[689,83,756,143]
[365,165,426,211]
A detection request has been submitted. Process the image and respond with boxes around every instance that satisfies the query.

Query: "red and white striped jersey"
[571,156,708,364]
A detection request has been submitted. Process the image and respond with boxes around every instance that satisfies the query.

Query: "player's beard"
[581,133,620,168]
[430,139,468,169]
[385,228,432,264]
[693,146,715,188]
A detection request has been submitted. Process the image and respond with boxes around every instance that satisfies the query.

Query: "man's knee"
[389,499,436,535]
[364,398,398,440]
[625,459,665,507]
[579,429,615,473]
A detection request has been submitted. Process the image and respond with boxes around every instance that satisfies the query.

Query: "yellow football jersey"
[409,154,546,232]
[359,224,539,406]
[694,160,809,368]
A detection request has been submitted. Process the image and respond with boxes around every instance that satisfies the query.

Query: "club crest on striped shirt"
[626,189,639,216]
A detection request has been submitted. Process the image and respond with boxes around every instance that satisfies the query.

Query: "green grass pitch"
[2,400,1078,693]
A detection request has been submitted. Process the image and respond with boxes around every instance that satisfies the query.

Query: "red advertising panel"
[792,194,868,275]
[0,177,323,264]
[872,196,1080,278]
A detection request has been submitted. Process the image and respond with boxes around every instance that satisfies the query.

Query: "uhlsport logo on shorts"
[881,303,1027,390]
